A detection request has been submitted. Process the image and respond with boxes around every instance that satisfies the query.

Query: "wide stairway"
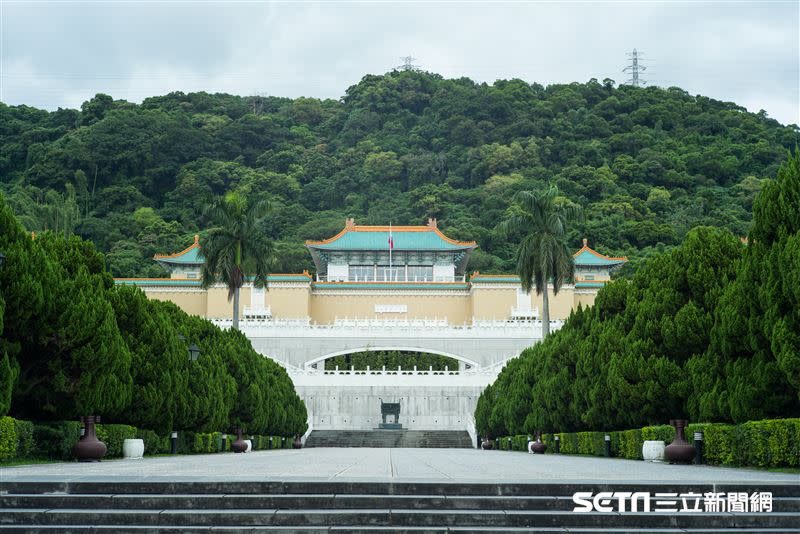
[304,430,473,448]
[1,479,798,532]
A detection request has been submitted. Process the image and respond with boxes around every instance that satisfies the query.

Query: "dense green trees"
[324,351,459,371]
[476,154,800,437]
[0,195,307,435]
[1,72,796,278]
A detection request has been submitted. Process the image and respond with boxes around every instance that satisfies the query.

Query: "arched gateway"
[116,218,626,435]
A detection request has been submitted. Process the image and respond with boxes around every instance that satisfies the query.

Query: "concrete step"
[304,430,473,448]
[0,480,797,531]
[2,493,799,512]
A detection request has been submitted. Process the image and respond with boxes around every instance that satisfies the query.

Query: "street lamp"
[188,343,201,362]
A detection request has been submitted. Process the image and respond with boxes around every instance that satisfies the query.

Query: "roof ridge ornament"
[346,217,356,228]
[427,217,438,228]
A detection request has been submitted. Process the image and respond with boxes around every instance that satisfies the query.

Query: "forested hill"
[1,71,798,277]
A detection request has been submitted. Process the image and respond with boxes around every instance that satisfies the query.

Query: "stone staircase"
[304,430,473,448]
[1,479,798,532]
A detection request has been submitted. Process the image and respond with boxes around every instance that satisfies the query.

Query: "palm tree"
[201,193,273,330]
[499,186,579,338]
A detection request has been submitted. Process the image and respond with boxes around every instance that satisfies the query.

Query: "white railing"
[210,317,564,339]
[510,305,538,318]
[314,274,467,283]
[243,306,272,319]
[321,365,462,376]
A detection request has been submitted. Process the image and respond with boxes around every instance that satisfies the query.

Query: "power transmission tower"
[623,48,648,86]
[398,56,420,72]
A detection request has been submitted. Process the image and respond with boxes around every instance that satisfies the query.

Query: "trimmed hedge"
[0,416,17,460]
[495,418,799,469]
[1,416,296,462]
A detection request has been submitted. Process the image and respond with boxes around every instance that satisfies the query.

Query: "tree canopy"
[0,194,307,436]
[1,72,797,277]
[475,153,800,437]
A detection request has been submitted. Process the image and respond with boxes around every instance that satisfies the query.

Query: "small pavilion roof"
[306,218,476,252]
[573,239,627,267]
[154,235,203,265]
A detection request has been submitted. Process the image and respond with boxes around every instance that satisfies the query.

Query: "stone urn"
[642,440,666,462]
[480,437,493,450]
[231,428,248,453]
[73,416,107,462]
[664,419,694,464]
[293,435,303,449]
[122,438,145,459]
[531,431,547,454]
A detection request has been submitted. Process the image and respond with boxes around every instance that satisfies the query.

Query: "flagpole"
[389,222,392,280]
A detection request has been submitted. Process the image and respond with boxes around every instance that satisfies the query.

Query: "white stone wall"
[290,369,498,431]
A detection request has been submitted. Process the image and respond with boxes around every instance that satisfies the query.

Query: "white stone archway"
[303,346,481,372]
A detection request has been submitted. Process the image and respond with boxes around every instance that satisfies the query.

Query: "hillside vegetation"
[1,71,798,276]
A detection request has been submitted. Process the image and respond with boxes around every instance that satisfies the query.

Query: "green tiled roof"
[308,229,475,251]
[470,275,520,283]
[154,246,203,265]
[116,274,311,286]
[115,279,202,286]
[575,281,607,288]
[573,249,626,267]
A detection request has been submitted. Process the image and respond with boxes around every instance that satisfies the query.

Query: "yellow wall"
[145,290,207,317]
[470,286,516,321]
[262,285,312,318]
[135,280,600,323]
[310,292,472,324]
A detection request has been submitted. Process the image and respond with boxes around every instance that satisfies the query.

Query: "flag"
[388,224,393,250]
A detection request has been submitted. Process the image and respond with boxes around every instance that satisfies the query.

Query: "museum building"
[115,217,627,325]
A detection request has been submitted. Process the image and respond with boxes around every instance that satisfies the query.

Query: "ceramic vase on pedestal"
[73,416,107,462]
[664,419,694,464]
[293,435,302,449]
[231,428,248,453]
[531,431,547,454]
[480,437,493,450]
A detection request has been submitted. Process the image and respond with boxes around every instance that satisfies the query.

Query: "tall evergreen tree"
[499,186,579,337]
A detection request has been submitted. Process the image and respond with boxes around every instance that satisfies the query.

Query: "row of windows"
[348,265,434,282]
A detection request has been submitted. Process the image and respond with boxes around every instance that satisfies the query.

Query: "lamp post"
[188,343,201,362]
[604,434,611,457]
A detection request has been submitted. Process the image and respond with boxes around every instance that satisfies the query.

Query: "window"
[349,265,374,282]
[584,275,595,280]
[408,265,433,282]
[376,265,402,282]
[186,272,198,279]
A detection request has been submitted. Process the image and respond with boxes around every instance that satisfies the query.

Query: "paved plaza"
[2,448,797,483]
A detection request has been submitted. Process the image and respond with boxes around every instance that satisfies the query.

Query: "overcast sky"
[1,1,798,125]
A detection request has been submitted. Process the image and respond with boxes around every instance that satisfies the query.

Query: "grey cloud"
[1,1,797,125]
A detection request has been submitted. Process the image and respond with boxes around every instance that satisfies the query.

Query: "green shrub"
[13,419,35,458]
[0,416,17,460]
[687,423,735,466]
[136,429,166,455]
[96,424,137,457]
[32,421,82,460]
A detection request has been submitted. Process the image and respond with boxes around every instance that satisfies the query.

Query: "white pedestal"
[244,439,252,453]
[642,440,665,462]
[122,439,144,459]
